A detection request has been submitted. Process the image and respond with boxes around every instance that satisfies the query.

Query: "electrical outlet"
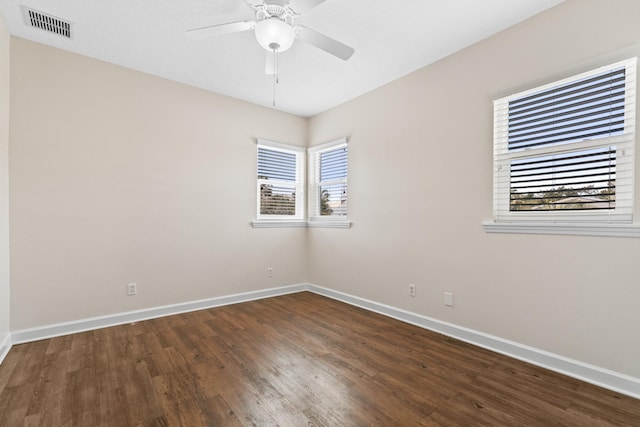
[267,267,273,278]
[127,283,137,296]
[444,292,453,306]
[408,284,416,297]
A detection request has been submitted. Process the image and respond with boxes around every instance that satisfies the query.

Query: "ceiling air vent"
[22,7,71,38]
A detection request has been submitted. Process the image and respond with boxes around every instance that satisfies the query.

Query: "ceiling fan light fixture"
[254,17,295,52]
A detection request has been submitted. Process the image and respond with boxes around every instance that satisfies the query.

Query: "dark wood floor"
[0,292,638,426]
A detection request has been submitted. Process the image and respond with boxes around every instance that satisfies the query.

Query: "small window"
[492,58,636,224]
[309,139,348,222]
[256,139,305,222]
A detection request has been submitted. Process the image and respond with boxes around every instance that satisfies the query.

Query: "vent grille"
[24,8,71,38]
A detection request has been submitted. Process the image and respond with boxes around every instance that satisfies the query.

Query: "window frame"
[486,58,638,237]
[254,139,306,226]
[308,138,351,228]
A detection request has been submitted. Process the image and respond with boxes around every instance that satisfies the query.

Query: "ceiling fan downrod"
[272,47,279,106]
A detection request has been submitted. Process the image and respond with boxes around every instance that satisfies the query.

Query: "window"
[492,58,636,228]
[255,139,305,223]
[308,138,349,226]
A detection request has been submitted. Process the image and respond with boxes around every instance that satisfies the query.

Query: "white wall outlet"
[267,267,273,278]
[408,283,416,297]
[127,283,137,296]
[444,292,454,306]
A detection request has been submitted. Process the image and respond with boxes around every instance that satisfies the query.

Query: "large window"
[308,138,349,225]
[492,58,636,226]
[256,139,305,222]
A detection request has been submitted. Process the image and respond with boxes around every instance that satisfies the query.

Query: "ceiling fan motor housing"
[255,0,296,24]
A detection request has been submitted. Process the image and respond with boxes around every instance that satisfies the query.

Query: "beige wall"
[0,14,9,344]
[309,0,640,378]
[9,38,308,329]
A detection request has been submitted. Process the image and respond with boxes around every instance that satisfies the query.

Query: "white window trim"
[254,139,306,225]
[307,220,352,229]
[487,58,638,237]
[251,219,308,228]
[251,220,352,229]
[308,138,350,228]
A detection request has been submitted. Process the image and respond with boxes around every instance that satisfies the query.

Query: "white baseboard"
[307,284,640,400]
[5,282,639,399]
[11,283,309,344]
[0,333,11,366]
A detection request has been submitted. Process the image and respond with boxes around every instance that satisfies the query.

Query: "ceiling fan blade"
[186,21,255,39]
[292,0,328,14]
[265,51,275,75]
[245,0,262,8]
[296,26,354,60]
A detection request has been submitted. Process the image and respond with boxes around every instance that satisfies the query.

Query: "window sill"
[482,221,640,238]
[251,220,352,229]
[308,220,352,229]
[251,220,307,228]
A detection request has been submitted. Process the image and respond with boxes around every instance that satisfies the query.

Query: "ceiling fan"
[186,0,355,75]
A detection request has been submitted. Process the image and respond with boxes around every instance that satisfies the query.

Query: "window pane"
[320,147,347,181]
[258,147,296,181]
[508,68,626,151]
[510,147,615,211]
[260,183,296,215]
[319,183,347,216]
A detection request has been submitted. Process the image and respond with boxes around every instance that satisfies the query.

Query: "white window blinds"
[493,58,636,223]
[309,139,348,220]
[256,140,304,220]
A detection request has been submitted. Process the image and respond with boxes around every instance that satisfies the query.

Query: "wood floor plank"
[24,350,69,423]
[0,291,638,426]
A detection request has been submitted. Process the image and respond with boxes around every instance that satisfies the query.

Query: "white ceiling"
[0,0,564,117]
